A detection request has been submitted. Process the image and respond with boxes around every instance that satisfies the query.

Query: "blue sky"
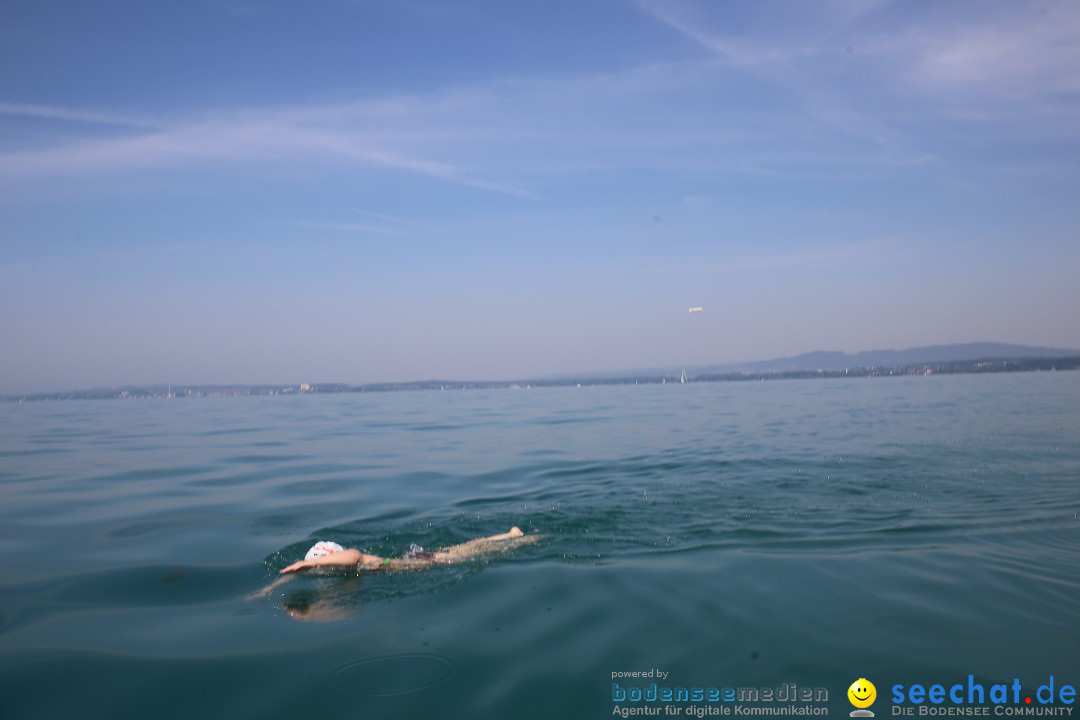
[2,0,1078,393]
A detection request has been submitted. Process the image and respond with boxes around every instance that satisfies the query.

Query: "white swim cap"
[304,541,345,561]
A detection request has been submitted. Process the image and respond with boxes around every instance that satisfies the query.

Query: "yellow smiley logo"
[848,678,877,709]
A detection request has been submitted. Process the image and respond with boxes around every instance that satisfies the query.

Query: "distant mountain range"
[581,342,1080,379]
[713,342,1080,373]
[7,342,1080,402]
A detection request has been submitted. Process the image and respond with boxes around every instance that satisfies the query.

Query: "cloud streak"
[0,101,531,196]
[903,2,1080,100]
[636,0,1080,140]
[3,1,1077,197]
[0,101,160,128]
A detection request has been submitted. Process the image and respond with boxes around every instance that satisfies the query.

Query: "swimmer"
[278,526,536,574]
[248,527,538,614]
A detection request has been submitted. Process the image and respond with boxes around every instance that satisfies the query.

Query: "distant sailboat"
[680,369,687,384]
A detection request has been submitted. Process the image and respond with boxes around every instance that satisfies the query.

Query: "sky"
[2,0,1079,394]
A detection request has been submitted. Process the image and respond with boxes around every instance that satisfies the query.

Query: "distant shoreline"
[7,355,1079,403]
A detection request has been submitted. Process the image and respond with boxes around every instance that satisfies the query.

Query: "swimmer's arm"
[279,548,366,574]
[431,527,539,563]
[374,528,538,571]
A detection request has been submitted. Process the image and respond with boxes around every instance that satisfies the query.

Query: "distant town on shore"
[7,342,1079,402]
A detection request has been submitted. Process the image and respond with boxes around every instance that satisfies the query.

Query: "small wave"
[329,654,457,697]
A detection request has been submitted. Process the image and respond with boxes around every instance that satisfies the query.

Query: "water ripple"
[329,654,457,697]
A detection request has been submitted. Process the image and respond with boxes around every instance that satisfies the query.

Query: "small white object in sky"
[688,306,704,313]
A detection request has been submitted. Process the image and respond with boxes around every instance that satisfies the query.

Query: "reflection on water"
[280,576,365,623]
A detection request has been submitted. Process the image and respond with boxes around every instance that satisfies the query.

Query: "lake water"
[1,372,1078,719]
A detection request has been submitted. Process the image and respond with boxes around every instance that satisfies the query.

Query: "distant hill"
[717,342,1080,373]
[546,342,1080,381]
[7,342,1079,402]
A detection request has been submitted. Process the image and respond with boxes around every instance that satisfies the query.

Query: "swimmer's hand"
[279,549,366,574]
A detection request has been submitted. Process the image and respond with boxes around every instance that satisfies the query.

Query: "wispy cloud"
[632,0,934,164]
[0,101,159,128]
[0,100,531,196]
[636,0,1080,156]
[4,0,1077,196]
[634,0,886,66]
[635,1,793,66]
[906,3,1080,97]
